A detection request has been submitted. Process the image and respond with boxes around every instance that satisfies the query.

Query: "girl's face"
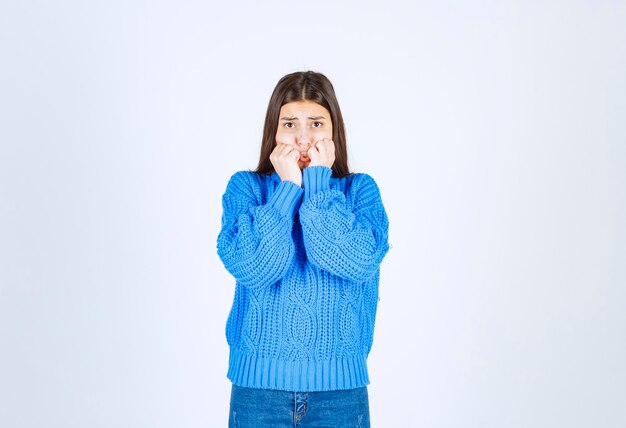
[276,100,333,170]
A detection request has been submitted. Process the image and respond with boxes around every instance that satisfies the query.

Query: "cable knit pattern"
[217,166,389,392]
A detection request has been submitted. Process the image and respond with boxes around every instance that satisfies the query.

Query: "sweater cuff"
[267,180,303,219]
[303,166,331,200]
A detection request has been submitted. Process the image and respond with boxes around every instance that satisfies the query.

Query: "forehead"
[279,100,330,117]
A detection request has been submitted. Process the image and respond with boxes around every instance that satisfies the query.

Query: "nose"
[296,129,311,147]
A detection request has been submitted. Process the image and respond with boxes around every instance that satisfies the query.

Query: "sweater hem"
[227,350,370,392]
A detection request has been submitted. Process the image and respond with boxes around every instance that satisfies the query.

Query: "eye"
[312,121,323,128]
[283,122,295,129]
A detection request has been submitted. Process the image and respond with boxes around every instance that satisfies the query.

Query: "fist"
[307,138,335,169]
[270,143,302,186]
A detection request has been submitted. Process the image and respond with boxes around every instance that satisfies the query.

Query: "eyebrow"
[280,116,327,121]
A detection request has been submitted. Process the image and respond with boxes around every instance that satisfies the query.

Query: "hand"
[270,143,302,186]
[307,138,335,169]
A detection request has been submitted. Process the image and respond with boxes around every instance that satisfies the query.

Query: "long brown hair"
[254,71,350,177]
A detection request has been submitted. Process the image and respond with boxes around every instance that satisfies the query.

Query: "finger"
[312,142,327,158]
[276,145,299,162]
[275,144,296,158]
[272,143,288,156]
[288,147,300,160]
[307,145,319,159]
[314,138,332,152]
[324,139,336,156]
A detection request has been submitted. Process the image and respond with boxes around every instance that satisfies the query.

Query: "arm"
[217,171,303,289]
[299,166,389,282]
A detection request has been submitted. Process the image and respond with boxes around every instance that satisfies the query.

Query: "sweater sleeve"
[299,167,389,283]
[217,171,303,289]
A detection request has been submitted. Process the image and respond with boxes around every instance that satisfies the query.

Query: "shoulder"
[221,172,273,208]
[341,173,386,209]
[344,172,382,193]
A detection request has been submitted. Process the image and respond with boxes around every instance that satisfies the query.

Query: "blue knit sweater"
[217,166,389,392]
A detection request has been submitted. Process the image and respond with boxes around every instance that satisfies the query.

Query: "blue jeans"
[228,384,371,428]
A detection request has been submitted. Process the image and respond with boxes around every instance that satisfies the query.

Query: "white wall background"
[1,1,625,427]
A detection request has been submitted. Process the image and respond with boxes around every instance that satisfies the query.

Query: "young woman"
[217,71,389,427]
